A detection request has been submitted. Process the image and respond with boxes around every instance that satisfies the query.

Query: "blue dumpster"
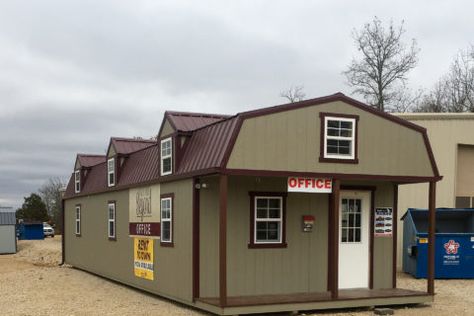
[402,208,474,279]
[17,222,44,240]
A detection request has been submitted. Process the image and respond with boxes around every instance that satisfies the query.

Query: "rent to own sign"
[134,237,154,280]
[287,177,332,193]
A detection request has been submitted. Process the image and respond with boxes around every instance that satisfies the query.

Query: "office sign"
[287,177,332,193]
[129,185,161,237]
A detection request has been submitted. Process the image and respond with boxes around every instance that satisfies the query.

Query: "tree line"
[281,17,474,113]
[16,177,66,232]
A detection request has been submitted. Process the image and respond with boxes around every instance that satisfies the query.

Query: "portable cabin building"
[0,207,17,254]
[402,208,474,279]
[17,222,44,240]
[63,93,440,315]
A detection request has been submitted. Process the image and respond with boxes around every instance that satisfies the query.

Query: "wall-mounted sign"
[134,237,154,280]
[374,207,393,237]
[129,185,161,237]
[287,177,332,193]
[302,215,315,232]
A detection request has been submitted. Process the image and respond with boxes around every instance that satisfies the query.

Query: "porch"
[196,288,432,315]
[191,174,437,315]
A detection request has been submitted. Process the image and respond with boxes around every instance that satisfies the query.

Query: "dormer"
[106,141,117,187]
[106,137,156,186]
[74,154,106,194]
[157,111,230,176]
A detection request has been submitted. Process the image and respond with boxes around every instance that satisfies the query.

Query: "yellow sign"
[419,238,429,244]
[134,238,154,280]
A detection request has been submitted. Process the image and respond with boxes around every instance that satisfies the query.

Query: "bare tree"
[414,46,474,112]
[38,177,66,231]
[389,84,423,113]
[414,81,448,112]
[445,46,474,112]
[280,85,306,103]
[343,17,419,112]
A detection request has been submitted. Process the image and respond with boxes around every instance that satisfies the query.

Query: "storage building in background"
[0,207,17,254]
[395,113,474,268]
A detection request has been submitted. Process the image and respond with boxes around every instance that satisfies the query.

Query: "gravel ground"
[0,238,472,316]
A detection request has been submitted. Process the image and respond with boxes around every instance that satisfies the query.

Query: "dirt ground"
[0,238,472,316]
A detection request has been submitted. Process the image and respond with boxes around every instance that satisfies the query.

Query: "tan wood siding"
[64,178,194,303]
[372,183,394,289]
[199,176,329,297]
[199,176,220,297]
[226,176,328,296]
[160,119,175,138]
[158,179,194,301]
[228,101,434,178]
[107,144,116,158]
[199,176,395,296]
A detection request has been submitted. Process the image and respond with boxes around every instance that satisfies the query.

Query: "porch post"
[329,179,340,299]
[392,184,398,288]
[219,174,228,307]
[427,181,436,295]
[192,178,200,301]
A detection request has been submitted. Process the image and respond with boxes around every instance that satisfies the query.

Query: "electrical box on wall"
[302,215,315,232]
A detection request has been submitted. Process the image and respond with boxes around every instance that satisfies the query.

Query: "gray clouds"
[1,0,473,207]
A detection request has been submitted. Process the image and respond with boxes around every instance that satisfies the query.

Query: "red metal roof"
[118,145,160,185]
[166,111,230,132]
[77,162,107,195]
[177,116,239,173]
[65,144,160,198]
[77,154,105,167]
[111,137,156,155]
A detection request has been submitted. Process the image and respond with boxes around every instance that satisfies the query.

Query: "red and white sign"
[444,239,460,254]
[287,177,332,193]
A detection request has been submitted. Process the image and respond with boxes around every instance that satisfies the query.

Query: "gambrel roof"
[64,93,440,199]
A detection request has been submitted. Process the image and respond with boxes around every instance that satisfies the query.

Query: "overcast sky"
[0,0,473,208]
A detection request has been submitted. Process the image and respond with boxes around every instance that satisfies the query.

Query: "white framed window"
[160,138,172,176]
[108,202,116,239]
[341,198,362,243]
[75,205,81,235]
[107,158,115,187]
[323,116,356,160]
[74,170,81,193]
[160,196,172,243]
[254,196,283,244]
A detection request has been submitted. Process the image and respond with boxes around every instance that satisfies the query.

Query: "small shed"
[0,207,17,254]
[17,222,44,240]
[402,208,474,279]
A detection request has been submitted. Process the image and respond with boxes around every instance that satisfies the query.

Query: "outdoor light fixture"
[194,183,208,189]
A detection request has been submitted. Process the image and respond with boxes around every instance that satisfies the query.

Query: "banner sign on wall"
[134,237,154,280]
[374,207,393,237]
[129,185,161,237]
[287,177,332,193]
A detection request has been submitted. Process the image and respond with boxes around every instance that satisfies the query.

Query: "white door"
[338,191,370,289]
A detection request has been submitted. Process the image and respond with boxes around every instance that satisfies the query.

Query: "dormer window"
[107,158,115,187]
[74,170,81,193]
[319,113,359,163]
[161,138,173,176]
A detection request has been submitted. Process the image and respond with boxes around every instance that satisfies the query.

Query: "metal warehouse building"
[395,113,474,268]
[63,93,440,315]
[0,207,17,254]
